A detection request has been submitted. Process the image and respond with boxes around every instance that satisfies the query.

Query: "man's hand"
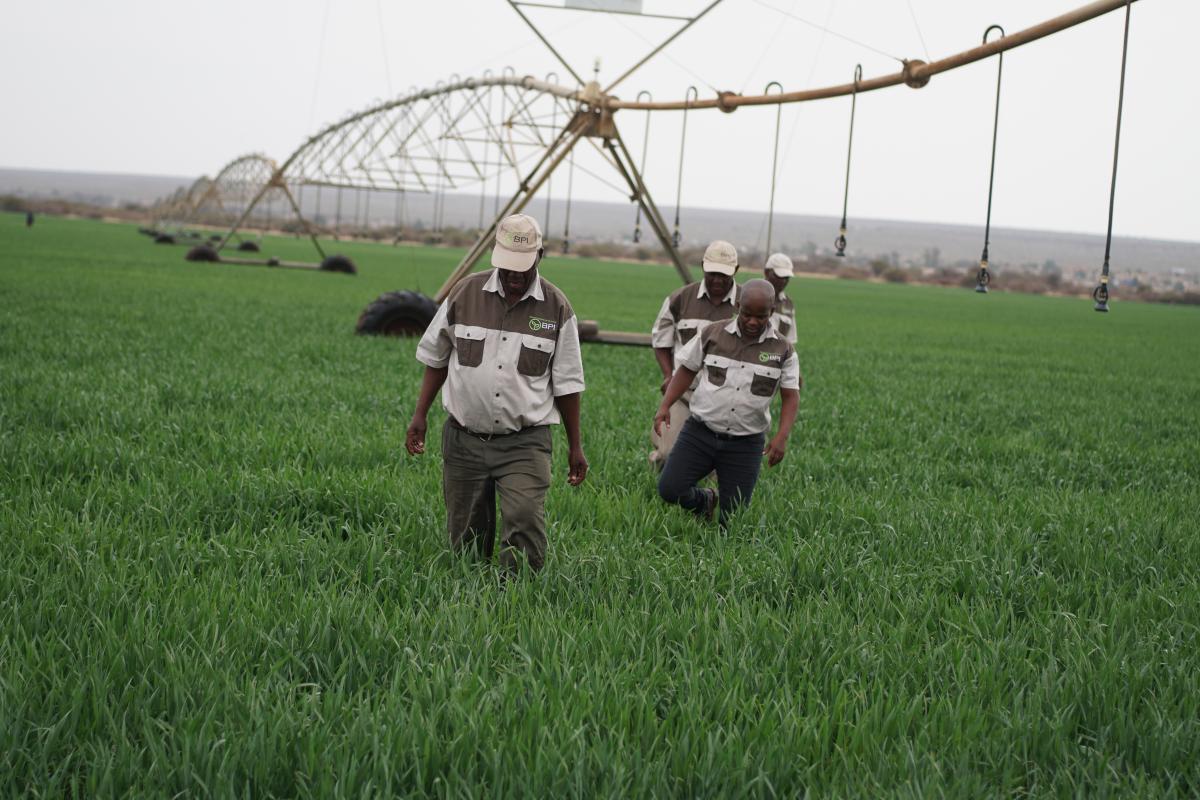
[659,375,671,395]
[567,446,589,486]
[653,405,673,437]
[764,435,787,467]
[405,414,428,455]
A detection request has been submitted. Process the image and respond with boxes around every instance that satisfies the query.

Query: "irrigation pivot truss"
[150,154,293,246]
[169,0,1141,333]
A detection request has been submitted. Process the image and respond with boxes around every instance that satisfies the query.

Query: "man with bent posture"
[406,214,588,574]
[654,279,801,525]
[648,240,741,469]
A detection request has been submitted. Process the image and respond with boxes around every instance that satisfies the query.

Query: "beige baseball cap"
[491,213,543,272]
[701,240,738,276]
[765,252,794,277]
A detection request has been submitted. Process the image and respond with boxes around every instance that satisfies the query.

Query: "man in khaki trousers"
[406,214,588,574]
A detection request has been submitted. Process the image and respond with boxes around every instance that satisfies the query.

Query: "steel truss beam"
[434,106,689,303]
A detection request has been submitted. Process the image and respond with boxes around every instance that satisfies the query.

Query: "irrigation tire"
[185,244,220,262]
[154,233,175,245]
[355,290,438,337]
[320,254,357,275]
[237,240,261,252]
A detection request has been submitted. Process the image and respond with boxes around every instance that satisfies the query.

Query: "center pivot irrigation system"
[157,0,1142,337]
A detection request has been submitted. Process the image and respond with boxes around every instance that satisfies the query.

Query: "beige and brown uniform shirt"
[416,269,585,435]
[675,319,802,436]
[651,280,740,356]
[771,292,797,344]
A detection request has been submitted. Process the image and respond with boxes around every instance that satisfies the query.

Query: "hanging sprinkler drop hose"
[633,91,652,244]
[672,86,698,249]
[976,24,1005,294]
[764,81,784,256]
[1094,0,1133,313]
[835,65,862,258]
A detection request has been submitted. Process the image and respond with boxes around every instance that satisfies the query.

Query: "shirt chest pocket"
[677,320,700,345]
[453,324,487,368]
[517,334,555,376]
[751,364,782,397]
[703,354,731,387]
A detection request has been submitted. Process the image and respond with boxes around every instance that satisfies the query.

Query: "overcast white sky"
[2,0,1196,242]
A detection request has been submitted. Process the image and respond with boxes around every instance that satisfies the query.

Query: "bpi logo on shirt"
[528,317,557,332]
[759,352,783,363]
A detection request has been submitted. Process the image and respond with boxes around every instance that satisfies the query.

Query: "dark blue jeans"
[657,416,765,525]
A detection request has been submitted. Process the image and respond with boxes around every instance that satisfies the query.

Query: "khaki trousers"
[441,421,552,573]
[648,391,692,470]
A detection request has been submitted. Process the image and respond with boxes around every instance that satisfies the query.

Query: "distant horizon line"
[2,163,1197,248]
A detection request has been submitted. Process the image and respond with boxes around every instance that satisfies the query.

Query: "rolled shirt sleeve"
[780,351,802,390]
[650,295,676,349]
[674,333,704,373]
[415,299,453,368]
[551,315,586,396]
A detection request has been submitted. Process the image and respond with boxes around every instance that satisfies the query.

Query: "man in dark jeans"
[654,279,801,525]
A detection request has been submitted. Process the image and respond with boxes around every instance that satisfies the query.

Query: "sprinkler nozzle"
[975,260,991,294]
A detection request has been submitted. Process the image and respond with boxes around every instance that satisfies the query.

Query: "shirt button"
[498,365,503,369]
[495,392,500,398]
[502,336,507,341]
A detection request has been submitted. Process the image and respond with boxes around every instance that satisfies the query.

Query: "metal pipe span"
[606,0,1140,111]
[277,75,583,175]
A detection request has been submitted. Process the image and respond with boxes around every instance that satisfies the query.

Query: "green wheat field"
[2,213,1199,797]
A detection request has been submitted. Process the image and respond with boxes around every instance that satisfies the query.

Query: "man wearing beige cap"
[648,240,741,469]
[764,252,797,344]
[654,279,802,526]
[406,213,588,575]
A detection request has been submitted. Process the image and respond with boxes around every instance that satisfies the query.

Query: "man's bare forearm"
[653,347,674,380]
[775,388,799,440]
[554,392,583,451]
[412,366,448,418]
[660,367,697,410]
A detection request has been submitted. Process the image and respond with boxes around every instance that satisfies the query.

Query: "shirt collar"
[697,279,737,305]
[725,317,777,343]
[484,268,544,302]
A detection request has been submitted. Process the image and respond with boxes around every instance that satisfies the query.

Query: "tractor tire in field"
[209,234,222,242]
[237,240,261,252]
[185,244,220,262]
[138,227,158,238]
[355,290,438,337]
[154,233,175,244]
[319,254,357,275]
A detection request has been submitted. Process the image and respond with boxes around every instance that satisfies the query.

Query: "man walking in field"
[406,214,588,574]
[648,240,741,469]
[764,252,797,343]
[654,279,801,525]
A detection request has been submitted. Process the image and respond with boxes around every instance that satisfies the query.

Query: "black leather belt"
[449,417,523,441]
[690,416,761,441]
